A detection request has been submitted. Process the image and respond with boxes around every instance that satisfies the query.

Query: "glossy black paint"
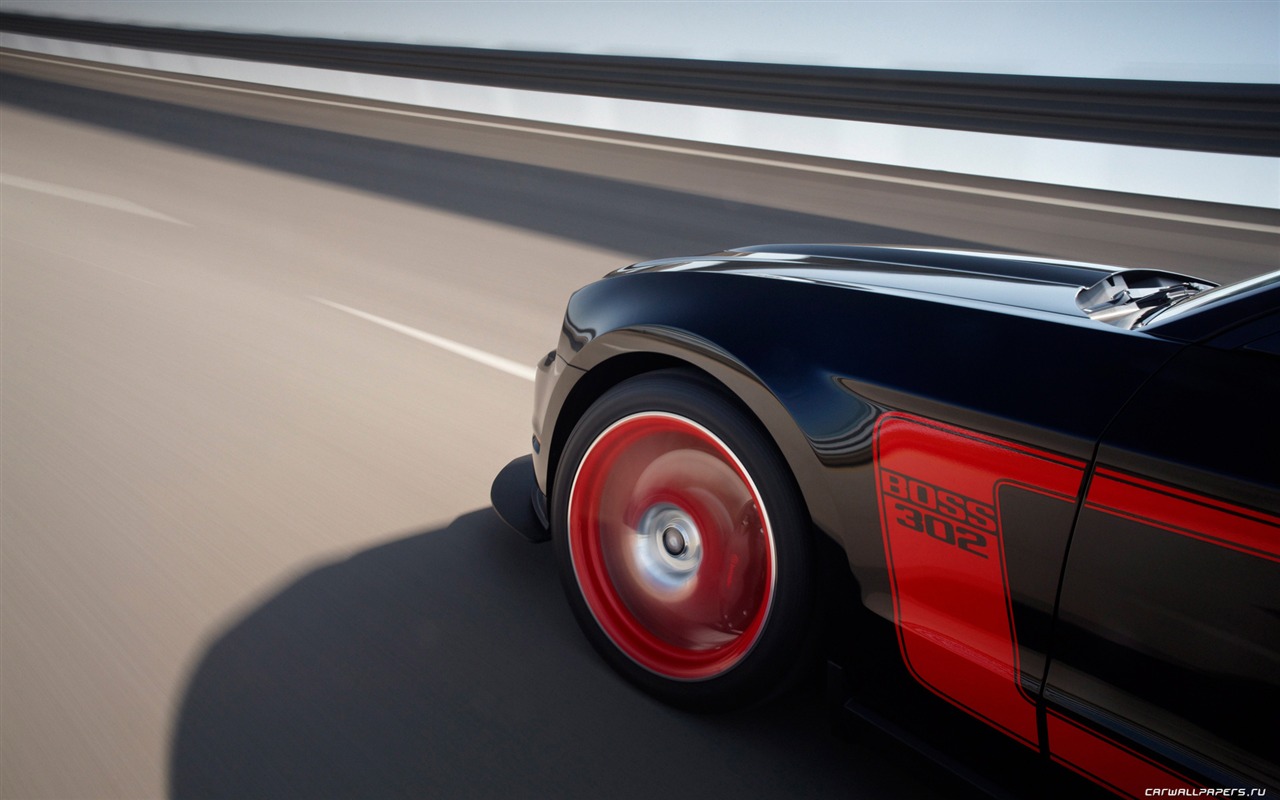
[1049,314,1280,787]
[523,245,1279,793]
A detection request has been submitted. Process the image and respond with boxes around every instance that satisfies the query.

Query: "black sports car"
[495,244,1279,797]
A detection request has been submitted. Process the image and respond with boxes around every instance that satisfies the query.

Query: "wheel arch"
[546,329,844,547]
[545,351,686,502]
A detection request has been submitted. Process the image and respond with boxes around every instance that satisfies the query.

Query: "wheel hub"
[631,503,702,590]
[662,526,687,556]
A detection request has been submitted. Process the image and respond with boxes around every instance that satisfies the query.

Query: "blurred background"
[1,2,1277,798]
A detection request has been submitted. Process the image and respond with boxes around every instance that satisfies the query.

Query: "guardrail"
[3,11,1278,157]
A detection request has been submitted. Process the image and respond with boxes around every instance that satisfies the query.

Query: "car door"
[1044,309,1280,796]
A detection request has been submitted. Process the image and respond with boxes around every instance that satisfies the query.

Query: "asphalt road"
[1,52,1277,799]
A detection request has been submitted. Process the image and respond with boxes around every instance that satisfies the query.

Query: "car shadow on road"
[167,507,967,800]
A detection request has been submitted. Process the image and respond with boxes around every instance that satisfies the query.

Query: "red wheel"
[553,372,814,708]
[569,411,775,679]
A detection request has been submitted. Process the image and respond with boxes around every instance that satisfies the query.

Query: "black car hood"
[612,244,1124,319]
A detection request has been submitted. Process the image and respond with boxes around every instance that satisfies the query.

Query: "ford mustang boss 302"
[494,245,1278,797]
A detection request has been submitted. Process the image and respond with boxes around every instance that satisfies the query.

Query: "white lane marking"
[0,172,192,226]
[6,50,1277,235]
[310,297,536,381]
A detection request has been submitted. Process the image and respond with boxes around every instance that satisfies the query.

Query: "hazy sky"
[3,0,1277,82]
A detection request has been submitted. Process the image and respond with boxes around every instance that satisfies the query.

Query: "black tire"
[551,370,815,710]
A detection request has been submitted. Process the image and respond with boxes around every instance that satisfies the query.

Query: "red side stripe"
[1047,711,1197,799]
[874,413,1086,749]
[1086,469,1280,563]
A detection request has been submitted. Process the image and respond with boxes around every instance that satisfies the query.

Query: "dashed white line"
[0,173,191,226]
[310,297,536,382]
[6,50,1277,235]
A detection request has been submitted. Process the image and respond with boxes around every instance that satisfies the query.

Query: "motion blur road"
[2,51,1277,799]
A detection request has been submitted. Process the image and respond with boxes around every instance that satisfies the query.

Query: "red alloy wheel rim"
[568,412,776,680]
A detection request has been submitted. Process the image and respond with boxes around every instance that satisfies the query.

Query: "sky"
[3,0,1278,83]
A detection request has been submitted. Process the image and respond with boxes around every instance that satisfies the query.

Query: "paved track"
[1,53,1276,799]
